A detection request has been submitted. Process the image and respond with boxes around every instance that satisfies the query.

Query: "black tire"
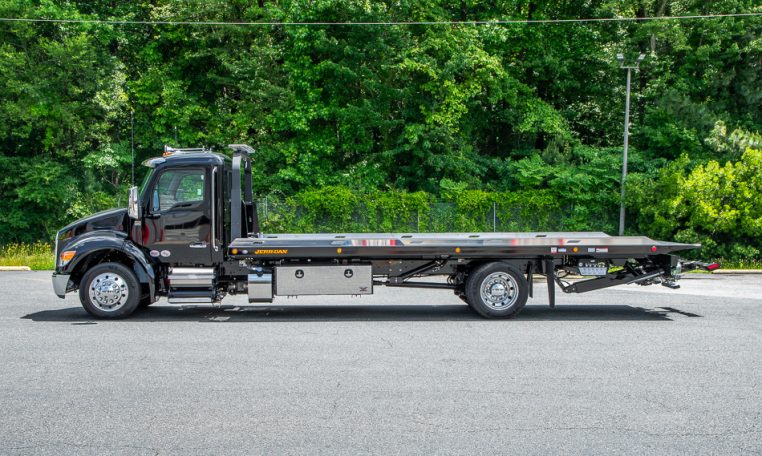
[465,262,528,319]
[79,262,141,319]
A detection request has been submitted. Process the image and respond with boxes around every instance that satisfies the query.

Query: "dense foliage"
[0,0,760,261]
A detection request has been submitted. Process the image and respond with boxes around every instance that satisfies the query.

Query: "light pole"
[616,52,645,236]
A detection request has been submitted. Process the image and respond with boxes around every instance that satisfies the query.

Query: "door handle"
[189,242,208,249]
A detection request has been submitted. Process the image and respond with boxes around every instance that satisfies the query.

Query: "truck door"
[143,167,212,265]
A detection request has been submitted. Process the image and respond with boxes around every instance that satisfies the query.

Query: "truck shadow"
[23,304,688,322]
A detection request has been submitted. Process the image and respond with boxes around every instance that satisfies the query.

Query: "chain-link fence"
[255,197,614,233]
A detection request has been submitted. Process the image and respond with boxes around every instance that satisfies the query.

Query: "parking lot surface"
[1,271,760,455]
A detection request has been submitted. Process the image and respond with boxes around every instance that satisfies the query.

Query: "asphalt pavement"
[0,271,760,455]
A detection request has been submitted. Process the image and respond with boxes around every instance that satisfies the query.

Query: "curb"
[0,266,31,271]
[712,269,762,275]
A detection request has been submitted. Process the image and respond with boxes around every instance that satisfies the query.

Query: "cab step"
[167,267,216,303]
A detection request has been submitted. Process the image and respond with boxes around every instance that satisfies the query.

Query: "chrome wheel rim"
[480,272,518,310]
[88,272,129,311]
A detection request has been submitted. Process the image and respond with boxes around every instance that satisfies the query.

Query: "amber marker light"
[337,248,343,254]
[455,247,461,253]
[572,247,579,253]
[231,248,238,255]
[60,251,76,265]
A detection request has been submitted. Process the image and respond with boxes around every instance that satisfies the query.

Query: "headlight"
[54,232,59,267]
[55,229,74,267]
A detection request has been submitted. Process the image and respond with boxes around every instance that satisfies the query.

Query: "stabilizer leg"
[545,259,556,308]
[526,262,534,298]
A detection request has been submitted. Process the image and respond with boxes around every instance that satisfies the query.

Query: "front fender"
[58,231,127,275]
[123,241,157,300]
[57,232,157,300]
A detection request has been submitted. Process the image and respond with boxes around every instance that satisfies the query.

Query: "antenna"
[130,110,135,186]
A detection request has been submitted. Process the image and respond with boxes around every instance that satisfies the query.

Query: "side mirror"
[128,186,142,219]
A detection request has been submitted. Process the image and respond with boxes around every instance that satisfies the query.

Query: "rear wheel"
[465,262,528,319]
[79,262,140,319]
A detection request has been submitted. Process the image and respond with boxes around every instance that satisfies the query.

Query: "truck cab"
[52,145,259,318]
[134,151,224,266]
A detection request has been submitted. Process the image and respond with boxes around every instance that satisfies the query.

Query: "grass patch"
[712,258,762,270]
[0,242,55,270]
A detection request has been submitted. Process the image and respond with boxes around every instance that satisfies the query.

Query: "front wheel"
[465,262,528,319]
[79,262,140,319]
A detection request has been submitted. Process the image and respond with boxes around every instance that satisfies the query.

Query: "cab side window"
[152,169,206,212]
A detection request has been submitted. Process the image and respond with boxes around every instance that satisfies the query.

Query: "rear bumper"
[52,273,70,298]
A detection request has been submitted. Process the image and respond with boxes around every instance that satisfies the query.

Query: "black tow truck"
[51,144,718,319]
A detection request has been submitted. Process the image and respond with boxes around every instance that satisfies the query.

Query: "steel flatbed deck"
[227,231,698,260]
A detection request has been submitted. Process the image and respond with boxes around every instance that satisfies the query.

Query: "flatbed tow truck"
[51,144,718,319]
